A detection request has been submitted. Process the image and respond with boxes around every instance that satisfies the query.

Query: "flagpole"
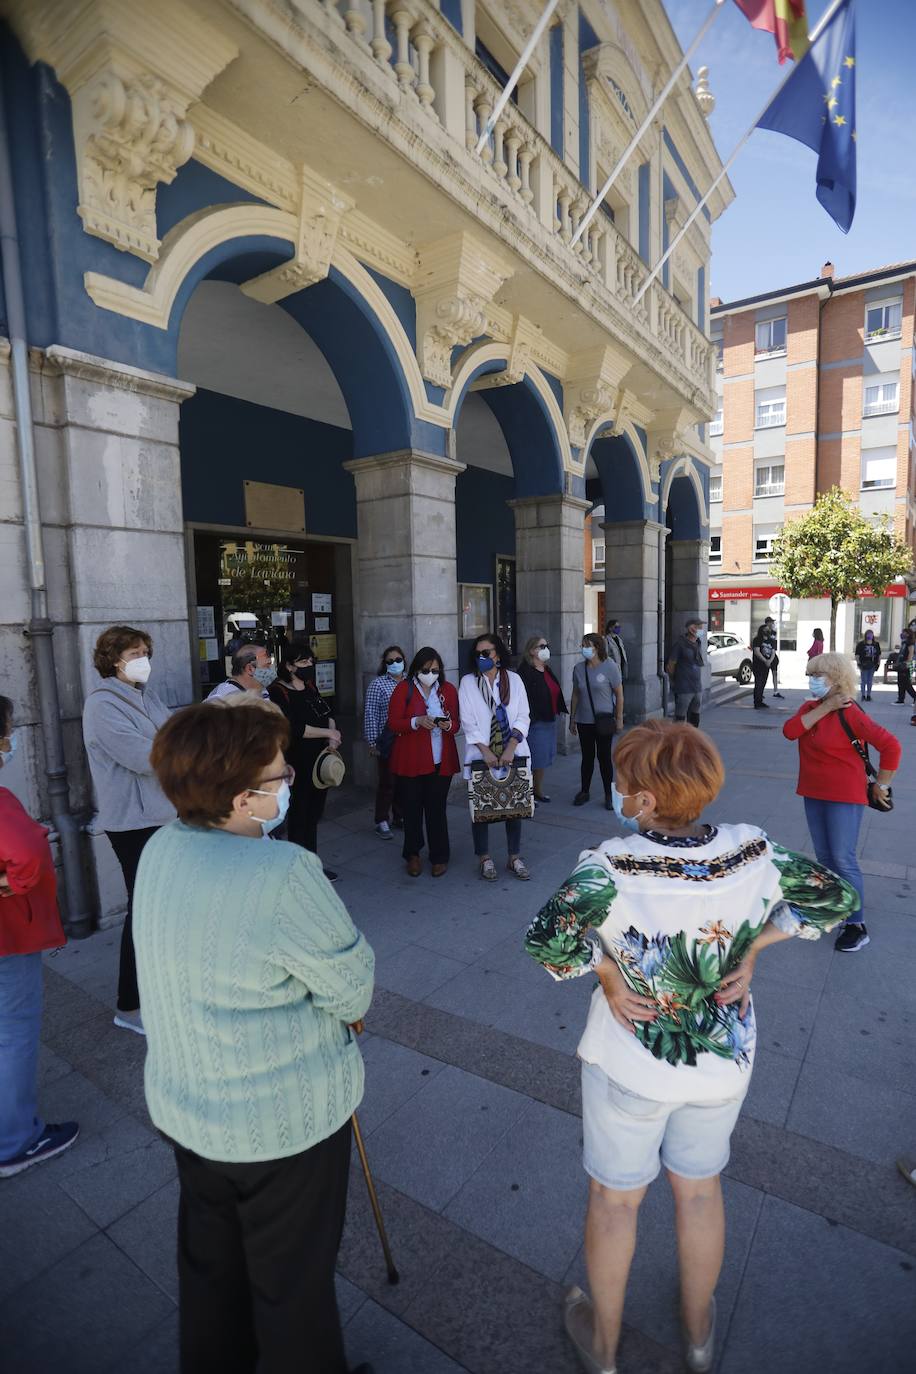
[571,0,727,249]
[475,0,561,155]
[632,0,850,308]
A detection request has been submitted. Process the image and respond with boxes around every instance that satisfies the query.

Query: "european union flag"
[757,0,857,231]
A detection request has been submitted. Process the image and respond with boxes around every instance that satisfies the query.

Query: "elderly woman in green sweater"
[133,698,374,1374]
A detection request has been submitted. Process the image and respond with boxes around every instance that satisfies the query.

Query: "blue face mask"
[386,660,404,677]
[581,646,595,660]
[253,666,276,688]
[611,783,643,833]
[249,779,291,835]
[477,655,495,673]
[808,675,830,699]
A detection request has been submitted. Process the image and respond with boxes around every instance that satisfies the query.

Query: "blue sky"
[661,0,916,300]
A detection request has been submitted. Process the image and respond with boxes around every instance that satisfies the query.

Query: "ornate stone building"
[0,0,730,926]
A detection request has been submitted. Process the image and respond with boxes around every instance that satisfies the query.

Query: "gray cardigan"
[82,679,176,832]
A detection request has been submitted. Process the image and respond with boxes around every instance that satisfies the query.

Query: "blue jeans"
[803,798,865,926]
[859,667,875,696]
[0,952,44,1162]
[472,818,523,857]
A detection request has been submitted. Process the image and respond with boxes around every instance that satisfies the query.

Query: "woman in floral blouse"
[523,719,858,1374]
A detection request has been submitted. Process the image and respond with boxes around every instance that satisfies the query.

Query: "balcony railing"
[863,398,898,417]
[309,0,714,398]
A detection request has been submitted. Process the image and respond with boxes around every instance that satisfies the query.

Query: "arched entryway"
[663,465,709,692]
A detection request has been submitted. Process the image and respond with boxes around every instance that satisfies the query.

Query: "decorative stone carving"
[242,168,354,303]
[695,67,716,119]
[487,314,541,388]
[647,409,696,483]
[414,233,514,389]
[564,347,631,449]
[4,0,238,262]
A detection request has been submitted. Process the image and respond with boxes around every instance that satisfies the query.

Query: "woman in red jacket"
[387,647,460,878]
[0,695,79,1176]
[783,655,900,953]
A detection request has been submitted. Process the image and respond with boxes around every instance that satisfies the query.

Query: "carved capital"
[487,315,541,389]
[242,168,354,303]
[564,347,631,449]
[647,419,691,483]
[5,0,237,262]
[414,232,514,388]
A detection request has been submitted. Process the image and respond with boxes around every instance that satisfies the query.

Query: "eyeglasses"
[250,765,295,794]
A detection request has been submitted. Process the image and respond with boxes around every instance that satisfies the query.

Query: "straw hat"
[312,747,346,790]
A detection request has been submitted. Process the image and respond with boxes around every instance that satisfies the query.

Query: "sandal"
[563,1287,616,1374]
[479,858,497,881]
[507,857,530,880]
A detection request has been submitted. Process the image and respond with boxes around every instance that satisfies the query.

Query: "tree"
[770,489,912,649]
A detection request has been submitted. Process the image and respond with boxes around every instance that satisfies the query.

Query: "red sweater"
[388,679,461,778]
[783,702,901,804]
[0,788,66,956]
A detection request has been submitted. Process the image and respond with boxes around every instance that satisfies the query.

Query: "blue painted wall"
[179,389,357,538]
[156,161,265,238]
[663,128,711,224]
[662,172,676,289]
[591,434,648,523]
[665,472,702,541]
[456,465,515,667]
[440,0,463,34]
[638,163,651,264]
[697,264,706,330]
[549,24,564,156]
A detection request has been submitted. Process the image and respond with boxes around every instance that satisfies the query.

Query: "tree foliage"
[770,489,911,646]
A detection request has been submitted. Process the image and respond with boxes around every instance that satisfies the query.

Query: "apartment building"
[707,261,916,664]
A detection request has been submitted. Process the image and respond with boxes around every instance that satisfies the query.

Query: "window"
[755,386,786,428]
[865,299,902,341]
[755,464,785,496]
[709,474,722,502]
[713,337,724,372]
[863,380,899,417]
[709,407,723,436]
[754,524,780,560]
[475,39,519,107]
[755,316,787,356]
[592,541,606,570]
[861,448,896,490]
[709,535,722,564]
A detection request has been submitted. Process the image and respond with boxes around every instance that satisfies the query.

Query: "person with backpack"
[387,648,460,878]
[363,646,407,840]
[854,630,881,702]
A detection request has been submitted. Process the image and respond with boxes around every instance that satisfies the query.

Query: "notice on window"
[316,662,335,696]
[271,611,289,627]
[314,616,330,632]
[312,592,332,613]
[293,610,306,631]
[204,638,219,661]
[310,634,337,660]
[196,605,215,638]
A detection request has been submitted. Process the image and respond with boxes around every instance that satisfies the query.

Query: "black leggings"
[897,666,916,704]
[578,722,614,797]
[107,825,159,1012]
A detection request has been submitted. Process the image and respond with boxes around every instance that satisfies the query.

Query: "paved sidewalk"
[3,684,916,1373]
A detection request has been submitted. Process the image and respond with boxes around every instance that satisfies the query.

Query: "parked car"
[707,632,753,685]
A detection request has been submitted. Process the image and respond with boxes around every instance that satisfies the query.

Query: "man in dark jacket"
[666,619,705,727]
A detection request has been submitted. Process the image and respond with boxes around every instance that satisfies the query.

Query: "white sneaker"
[113,1009,146,1036]
[375,822,393,840]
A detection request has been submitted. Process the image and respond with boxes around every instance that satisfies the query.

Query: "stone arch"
[661,459,706,539]
[583,423,651,522]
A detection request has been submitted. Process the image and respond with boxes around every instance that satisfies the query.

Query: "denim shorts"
[580,1060,747,1190]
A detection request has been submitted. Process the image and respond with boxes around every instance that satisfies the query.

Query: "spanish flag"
[734,0,810,64]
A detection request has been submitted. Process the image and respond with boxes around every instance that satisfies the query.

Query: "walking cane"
[349,1020,399,1285]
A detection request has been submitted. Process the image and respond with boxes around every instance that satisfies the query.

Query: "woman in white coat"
[458,633,532,881]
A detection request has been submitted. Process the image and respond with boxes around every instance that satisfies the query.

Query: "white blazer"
[458,670,531,765]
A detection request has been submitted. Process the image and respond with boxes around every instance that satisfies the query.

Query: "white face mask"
[537,647,550,662]
[418,670,438,688]
[120,655,151,685]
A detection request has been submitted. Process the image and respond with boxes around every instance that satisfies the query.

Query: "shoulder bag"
[467,760,534,824]
[837,710,893,812]
[583,665,617,740]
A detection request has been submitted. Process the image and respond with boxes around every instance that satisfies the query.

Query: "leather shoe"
[573,791,590,806]
[431,863,448,877]
[406,856,422,877]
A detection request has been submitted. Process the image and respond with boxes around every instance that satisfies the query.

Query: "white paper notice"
[316,662,336,695]
[271,611,288,627]
[312,592,332,613]
[314,616,330,632]
[204,638,219,661]
[196,606,216,638]
[293,610,306,631]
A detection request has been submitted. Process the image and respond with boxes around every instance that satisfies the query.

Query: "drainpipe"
[0,74,93,937]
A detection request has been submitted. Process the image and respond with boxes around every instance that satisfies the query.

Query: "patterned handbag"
[467,761,535,824]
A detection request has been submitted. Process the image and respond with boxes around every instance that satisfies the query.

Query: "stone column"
[667,537,712,696]
[510,493,589,754]
[602,518,667,720]
[345,449,465,784]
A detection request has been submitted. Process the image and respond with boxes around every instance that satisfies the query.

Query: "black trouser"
[752,661,771,707]
[173,1122,352,1374]
[399,769,451,863]
[375,754,403,825]
[106,826,159,1012]
[286,777,328,855]
[578,722,614,796]
[897,666,916,704]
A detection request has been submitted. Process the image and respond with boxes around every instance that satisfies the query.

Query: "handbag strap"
[93,687,152,719]
[583,664,602,720]
[837,709,877,779]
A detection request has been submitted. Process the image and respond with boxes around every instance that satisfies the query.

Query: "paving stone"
[56,1115,176,1228]
[0,1231,174,1373]
[29,1065,127,1140]
[336,1272,369,1325]
[41,964,111,1039]
[373,942,470,1001]
[38,1041,77,1086]
[719,1194,916,1374]
[741,1047,803,1128]
[747,971,819,1059]
[107,1177,180,1301]
[444,1097,588,1281]
[363,1065,530,1211]
[424,963,532,1027]
[804,988,916,1093]
[0,1159,99,1303]
[345,1298,467,1373]
[786,1060,916,1165]
[356,1036,447,1136]
[105,1312,179,1374]
[44,1009,156,1123]
[490,969,593,1054]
